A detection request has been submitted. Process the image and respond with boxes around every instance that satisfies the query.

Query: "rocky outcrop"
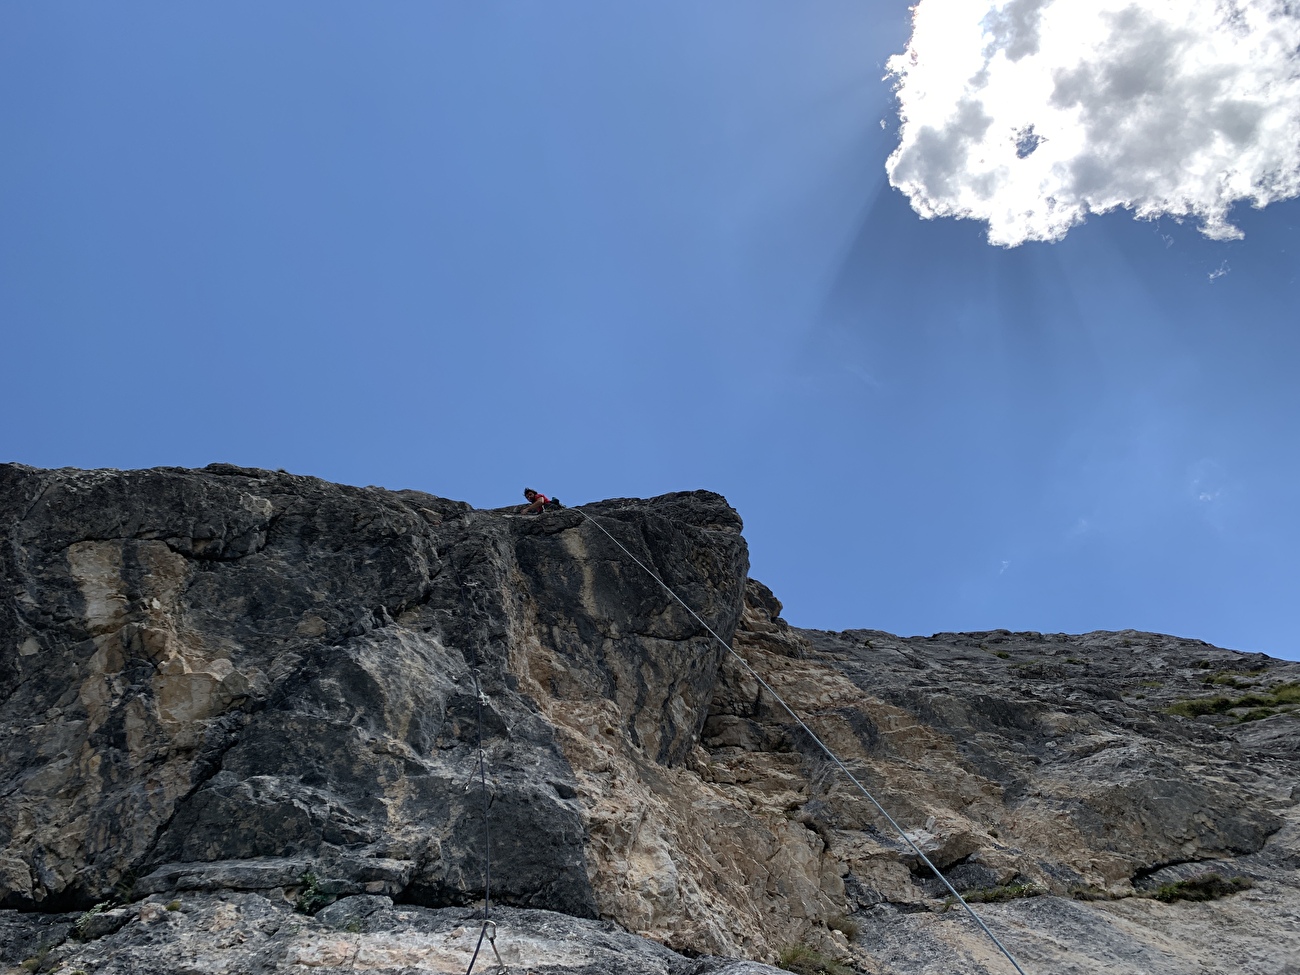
[709,615,1300,973]
[2,464,1298,975]
[0,896,778,975]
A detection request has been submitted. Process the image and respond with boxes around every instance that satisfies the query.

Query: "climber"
[521,488,550,515]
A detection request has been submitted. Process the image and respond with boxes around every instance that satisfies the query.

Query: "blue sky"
[3,2,1297,660]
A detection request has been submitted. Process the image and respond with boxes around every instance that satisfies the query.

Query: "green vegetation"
[1204,675,1246,688]
[1237,707,1277,722]
[1273,682,1300,704]
[1065,657,1084,665]
[18,938,59,972]
[294,871,334,915]
[962,882,1043,903]
[1139,680,1163,688]
[166,899,182,911]
[1166,696,1236,718]
[1165,682,1300,722]
[113,869,137,904]
[777,945,853,975]
[1201,670,1267,688]
[75,900,111,939]
[1151,873,1252,903]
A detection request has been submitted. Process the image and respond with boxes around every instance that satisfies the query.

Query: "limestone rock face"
[0,465,744,919]
[2,464,1298,975]
[0,895,780,975]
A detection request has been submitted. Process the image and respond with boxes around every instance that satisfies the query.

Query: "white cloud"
[885,0,1300,246]
[1189,458,1228,502]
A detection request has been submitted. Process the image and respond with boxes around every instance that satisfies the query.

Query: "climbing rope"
[462,665,496,975]
[456,576,506,975]
[573,506,1030,975]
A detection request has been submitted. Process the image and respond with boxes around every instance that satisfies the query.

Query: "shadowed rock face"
[0,464,746,923]
[2,464,1298,975]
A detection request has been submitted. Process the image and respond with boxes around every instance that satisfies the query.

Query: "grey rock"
[0,894,789,975]
[3,464,1299,974]
[0,911,73,967]
[0,464,745,920]
[313,893,393,929]
[75,904,132,940]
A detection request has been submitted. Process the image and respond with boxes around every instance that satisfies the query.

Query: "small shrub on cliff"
[1152,873,1252,903]
[75,901,111,939]
[777,944,853,975]
[113,869,137,904]
[294,871,334,915]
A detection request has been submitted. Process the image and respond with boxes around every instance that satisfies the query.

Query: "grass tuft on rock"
[1151,872,1252,903]
[777,944,853,975]
[75,901,110,939]
[1165,681,1300,721]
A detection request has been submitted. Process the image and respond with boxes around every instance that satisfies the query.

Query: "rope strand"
[574,506,1029,975]
[457,576,498,975]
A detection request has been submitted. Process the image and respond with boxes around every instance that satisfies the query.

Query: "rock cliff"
[1,464,1297,975]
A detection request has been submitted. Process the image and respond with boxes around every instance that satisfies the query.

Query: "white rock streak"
[885,0,1300,245]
